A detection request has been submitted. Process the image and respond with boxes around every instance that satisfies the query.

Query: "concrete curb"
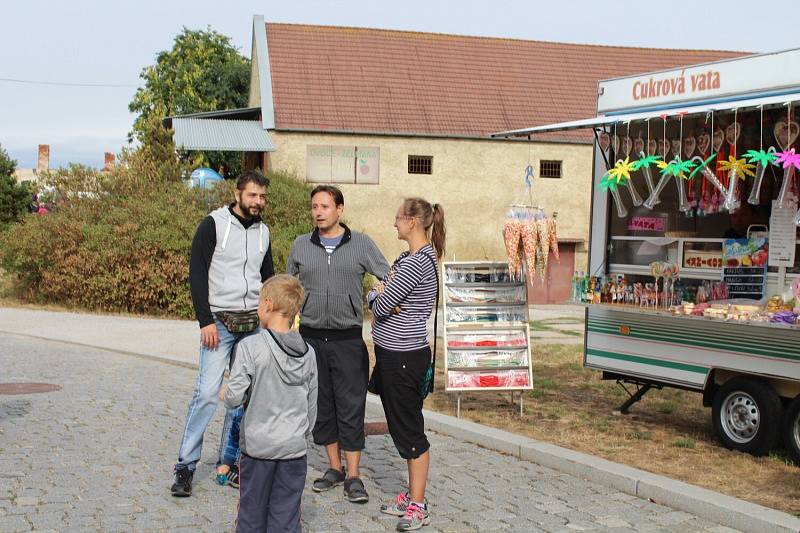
[8,326,799,532]
[382,396,800,533]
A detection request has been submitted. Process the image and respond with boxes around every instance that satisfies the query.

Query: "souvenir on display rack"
[442,261,533,417]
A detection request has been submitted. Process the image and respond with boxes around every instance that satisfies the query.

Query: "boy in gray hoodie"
[221,274,318,533]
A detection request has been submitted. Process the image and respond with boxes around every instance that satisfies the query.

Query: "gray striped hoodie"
[286,225,389,331]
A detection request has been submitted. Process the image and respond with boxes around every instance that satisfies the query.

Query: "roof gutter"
[269,127,593,145]
[253,15,275,130]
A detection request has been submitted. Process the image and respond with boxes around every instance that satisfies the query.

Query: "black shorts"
[375,344,431,460]
[305,337,369,451]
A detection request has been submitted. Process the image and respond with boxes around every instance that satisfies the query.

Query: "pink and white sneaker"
[396,502,430,531]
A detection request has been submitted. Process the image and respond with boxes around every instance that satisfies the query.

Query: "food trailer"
[493,49,800,460]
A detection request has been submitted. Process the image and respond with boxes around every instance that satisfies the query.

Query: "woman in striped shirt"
[367,197,445,532]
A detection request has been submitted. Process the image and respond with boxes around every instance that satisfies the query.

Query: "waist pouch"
[216,310,259,333]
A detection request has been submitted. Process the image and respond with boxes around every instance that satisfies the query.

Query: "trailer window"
[539,160,562,178]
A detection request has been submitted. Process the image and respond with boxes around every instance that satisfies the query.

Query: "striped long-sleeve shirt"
[368,244,438,351]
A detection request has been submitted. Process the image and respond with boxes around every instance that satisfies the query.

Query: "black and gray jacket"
[189,205,274,328]
[286,225,389,338]
[224,329,317,460]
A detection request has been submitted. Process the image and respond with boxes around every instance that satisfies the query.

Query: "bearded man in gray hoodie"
[172,171,274,497]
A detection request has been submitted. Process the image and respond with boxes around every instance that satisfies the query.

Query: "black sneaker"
[312,467,346,492]
[171,467,193,497]
[226,465,240,489]
[344,476,369,503]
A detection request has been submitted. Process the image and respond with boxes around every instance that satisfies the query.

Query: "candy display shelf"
[442,261,533,417]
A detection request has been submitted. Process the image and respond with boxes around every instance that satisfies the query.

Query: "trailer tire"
[782,396,800,465]
[712,377,781,456]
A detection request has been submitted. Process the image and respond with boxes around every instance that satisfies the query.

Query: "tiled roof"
[265,23,745,140]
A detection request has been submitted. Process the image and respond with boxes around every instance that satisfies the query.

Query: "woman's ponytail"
[402,197,446,260]
[430,203,446,260]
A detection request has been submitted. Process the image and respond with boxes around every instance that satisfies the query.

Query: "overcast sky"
[2,0,798,169]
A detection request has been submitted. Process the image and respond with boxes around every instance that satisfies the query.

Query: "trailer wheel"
[782,396,800,464]
[712,377,781,456]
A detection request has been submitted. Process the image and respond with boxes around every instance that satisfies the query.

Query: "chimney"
[103,152,115,172]
[37,144,50,172]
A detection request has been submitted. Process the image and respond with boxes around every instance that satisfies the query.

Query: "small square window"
[408,155,433,175]
[539,160,562,178]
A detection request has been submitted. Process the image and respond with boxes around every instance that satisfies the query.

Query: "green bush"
[0,143,31,231]
[0,164,312,318]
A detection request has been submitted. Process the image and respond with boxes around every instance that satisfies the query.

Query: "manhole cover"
[0,383,62,395]
[364,421,389,436]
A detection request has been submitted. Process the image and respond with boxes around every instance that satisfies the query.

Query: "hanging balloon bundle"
[503,206,559,284]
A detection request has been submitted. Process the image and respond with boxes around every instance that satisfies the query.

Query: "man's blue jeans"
[176,317,258,471]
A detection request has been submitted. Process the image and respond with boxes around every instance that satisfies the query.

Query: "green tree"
[0,144,31,230]
[129,27,250,175]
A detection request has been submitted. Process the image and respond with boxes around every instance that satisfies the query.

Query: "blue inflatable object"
[190,168,224,189]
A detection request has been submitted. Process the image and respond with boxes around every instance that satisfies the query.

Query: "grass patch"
[538,317,585,325]
[527,388,547,399]
[628,430,652,441]
[654,400,678,414]
[670,437,696,449]
[534,377,558,390]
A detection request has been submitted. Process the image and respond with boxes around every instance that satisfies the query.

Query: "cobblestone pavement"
[0,334,738,533]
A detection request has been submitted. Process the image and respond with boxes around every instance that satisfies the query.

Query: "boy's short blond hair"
[260,274,304,317]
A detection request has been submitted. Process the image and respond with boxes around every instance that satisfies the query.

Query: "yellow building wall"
[269,132,593,270]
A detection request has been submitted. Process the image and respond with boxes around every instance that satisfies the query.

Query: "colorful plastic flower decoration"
[717,156,756,180]
[689,152,718,180]
[774,148,800,170]
[744,148,778,168]
[631,153,662,171]
[599,157,636,192]
[657,158,696,179]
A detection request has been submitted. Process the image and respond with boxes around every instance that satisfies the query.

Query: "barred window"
[539,160,562,178]
[408,155,433,175]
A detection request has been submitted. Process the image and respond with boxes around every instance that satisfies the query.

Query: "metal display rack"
[442,261,533,417]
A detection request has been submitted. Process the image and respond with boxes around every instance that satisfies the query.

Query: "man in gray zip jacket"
[171,171,274,497]
[287,185,389,503]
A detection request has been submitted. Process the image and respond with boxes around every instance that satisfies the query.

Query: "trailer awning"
[171,118,275,152]
[492,91,800,138]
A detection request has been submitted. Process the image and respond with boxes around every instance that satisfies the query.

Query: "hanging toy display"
[695,126,712,216]
[645,115,697,210]
[671,113,692,214]
[597,125,629,218]
[746,105,779,205]
[683,133,698,213]
[719,114,754,213]
[710,122,726,214]
[631,120,661,204]
[643,115,675,209]
[774,147,800,208]
[774,104,800,209]
[621,127,643,206]
[599,156,636,218]
[633,132,655,195]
